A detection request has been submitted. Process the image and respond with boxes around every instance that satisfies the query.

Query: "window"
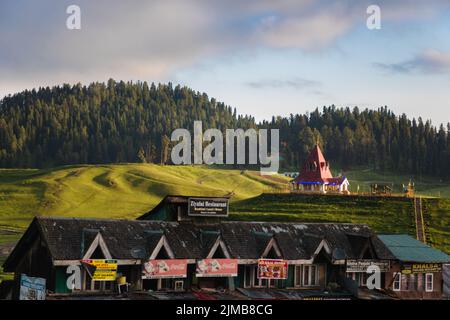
[359,273,368,287]
[348,272,357,281]
[425,273,433,292]
[401,274,418,291]
[294,265,302,287]
[408,274,418,291]
[244,266,252,288]
[303,265,318,286]
[393,272,401,291]
[174,281,184,291]
[268,279,276,288]
[347,273,367,287]
[159,278,173,290]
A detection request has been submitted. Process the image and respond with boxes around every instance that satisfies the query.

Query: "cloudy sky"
[1,0,450,124]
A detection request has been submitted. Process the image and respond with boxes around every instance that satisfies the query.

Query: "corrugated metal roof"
[378,234,450,263]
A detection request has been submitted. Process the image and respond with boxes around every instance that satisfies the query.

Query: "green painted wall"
[55,267,70,294]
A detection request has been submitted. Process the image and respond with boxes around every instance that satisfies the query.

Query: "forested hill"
[0,80,449,178]
[0,80,255,167]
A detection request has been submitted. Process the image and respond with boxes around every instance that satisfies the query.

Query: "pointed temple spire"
[292,144,349,194]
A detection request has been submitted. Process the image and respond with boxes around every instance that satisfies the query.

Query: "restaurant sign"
[346,260,390,273]
[188,197,229,217]
[401,263,442,274]
[196,259,238,277]
[257,259,288,279]
[81,259,118,281]
[142,259,188,279]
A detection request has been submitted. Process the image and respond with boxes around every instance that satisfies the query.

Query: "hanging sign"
[257,259,288,279]
[142,259,188,279]
[81,259,118,281]
[196,259,238,277]
[346,260,390,273]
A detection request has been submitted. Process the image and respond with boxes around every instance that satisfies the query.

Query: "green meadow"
[0,164,289,228]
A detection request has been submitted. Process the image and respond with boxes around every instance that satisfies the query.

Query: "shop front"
[379,235,450,299]
[142,259,189,291]
[195,259,238,290]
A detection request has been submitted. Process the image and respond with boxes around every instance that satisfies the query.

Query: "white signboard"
[19,274,46,300]
[346,260,390,273]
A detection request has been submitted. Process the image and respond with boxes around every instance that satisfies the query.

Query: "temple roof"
[293,145,336,184]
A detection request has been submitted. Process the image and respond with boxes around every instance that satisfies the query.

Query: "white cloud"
[0,0,450,96]
[375,49,450,74]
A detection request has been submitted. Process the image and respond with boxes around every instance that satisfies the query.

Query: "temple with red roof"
[291,144,349,194]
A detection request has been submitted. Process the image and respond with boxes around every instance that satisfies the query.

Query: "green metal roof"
[378,234,450,263]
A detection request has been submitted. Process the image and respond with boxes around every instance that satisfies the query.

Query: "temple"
[291,144,349,194]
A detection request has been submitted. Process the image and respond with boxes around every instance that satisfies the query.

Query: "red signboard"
[196,259,238,277]
[258,259,288,279]
[142,259,188,279]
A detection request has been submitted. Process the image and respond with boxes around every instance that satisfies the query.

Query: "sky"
[1,0,450,125]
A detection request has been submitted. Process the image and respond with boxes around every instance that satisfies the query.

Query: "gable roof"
[378,234,450,263]
[137,195,231,221]
[3,217,395,271]
[82,232,112,260]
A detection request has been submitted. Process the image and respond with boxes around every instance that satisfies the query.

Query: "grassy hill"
[0,164,291,281]
[0,164,449,281]
[0,164,290,229]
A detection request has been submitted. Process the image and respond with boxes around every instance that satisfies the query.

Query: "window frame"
[425,273,433,292]
[302,264,319,287]
[393,272,401,291]
[294,265,302,287]
[243,265,252,288]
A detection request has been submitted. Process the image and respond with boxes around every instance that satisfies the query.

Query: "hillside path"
[414,197,426,244]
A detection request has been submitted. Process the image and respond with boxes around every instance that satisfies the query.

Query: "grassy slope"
[0,164,291,281]
[230,194,415,234]
[422,198,450,253]
[0,164,290,229]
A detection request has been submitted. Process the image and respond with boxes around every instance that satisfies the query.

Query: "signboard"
[19,274,46,300]
[81,259,118,281]
[257,259,288,279]
[346,260,390,273]
[188,197,229,217]
[196,259,238,277]
[142,259,188,279]
[401,263,442,274]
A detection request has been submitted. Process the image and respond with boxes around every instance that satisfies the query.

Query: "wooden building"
[2,216,394,299]
[378,235,450,299]
[3,195,449,300]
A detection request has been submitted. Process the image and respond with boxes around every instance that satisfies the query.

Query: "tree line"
[0,80,449,178]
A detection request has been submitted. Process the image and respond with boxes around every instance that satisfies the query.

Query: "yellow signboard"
[401,263,441,274]
[81,259,118,281]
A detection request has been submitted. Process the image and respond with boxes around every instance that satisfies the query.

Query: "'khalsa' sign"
[401,263,442,274]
